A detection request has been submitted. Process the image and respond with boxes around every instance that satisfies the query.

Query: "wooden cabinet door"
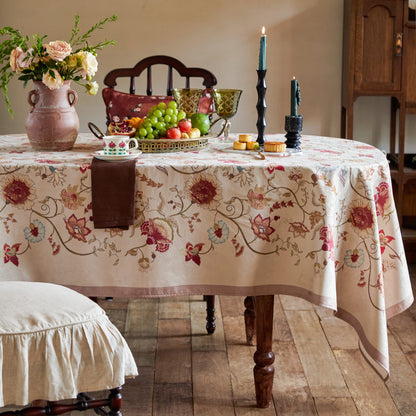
[405,14,416,109]
[354,0,403,94]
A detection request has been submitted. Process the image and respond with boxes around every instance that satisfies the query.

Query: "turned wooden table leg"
[205,295,216,334]
[244,296,256,345]
[253,295,275,408]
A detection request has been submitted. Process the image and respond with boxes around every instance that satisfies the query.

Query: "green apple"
[190,113,210,136]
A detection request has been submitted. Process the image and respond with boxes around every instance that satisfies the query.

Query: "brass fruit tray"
[136,136,210,153]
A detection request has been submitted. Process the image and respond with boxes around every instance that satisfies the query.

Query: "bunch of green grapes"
[136,101,186,140]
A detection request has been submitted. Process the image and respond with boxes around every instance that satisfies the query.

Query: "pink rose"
[45,41,72,61]
[17,48,39,69]
[42,69,64,90]
[10,47,25,71]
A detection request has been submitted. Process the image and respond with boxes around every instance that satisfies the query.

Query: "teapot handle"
[27,90,39,112]
[67,89,78,106]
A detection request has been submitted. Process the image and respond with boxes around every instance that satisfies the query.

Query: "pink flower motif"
[248,188,267,210]
[119,141,126,148]
[250,214,275,241]
[379,229,394,254]
[185,242,204,265]
[288,222,309,238]
[61,185,85,210]
[374,182,390,216]
[3,243,21,266]
[65,214,91,243]
[140,218,172,252]
[319,226,334,252]
[109,141,116,148]
[267,165,285,174]
[377,273,384,295]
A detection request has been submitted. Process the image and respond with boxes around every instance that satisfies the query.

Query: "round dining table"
[0,133,413,407]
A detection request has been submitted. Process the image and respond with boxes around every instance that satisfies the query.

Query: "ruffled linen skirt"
[0,281,138,407]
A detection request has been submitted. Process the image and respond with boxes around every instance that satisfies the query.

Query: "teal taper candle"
[259,26,266,70]
[291,77,298,116]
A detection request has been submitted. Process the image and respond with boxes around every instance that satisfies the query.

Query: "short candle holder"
[256,69,267,145]
[284,115,303,152]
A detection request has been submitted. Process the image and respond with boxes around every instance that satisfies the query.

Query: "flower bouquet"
[0,14,117,150]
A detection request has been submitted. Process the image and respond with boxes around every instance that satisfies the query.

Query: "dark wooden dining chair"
[102,54,217,127]
[102,55,217,334]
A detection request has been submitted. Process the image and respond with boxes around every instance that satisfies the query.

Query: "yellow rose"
[66,55,78,69]
[45,41,72,61]
[42,69,64,90]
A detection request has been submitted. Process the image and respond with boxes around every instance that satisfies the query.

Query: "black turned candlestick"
[256,69,267,145]
[284,115,303,151]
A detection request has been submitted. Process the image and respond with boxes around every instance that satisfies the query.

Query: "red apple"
[178,118,192,133]
[166,127,181,140]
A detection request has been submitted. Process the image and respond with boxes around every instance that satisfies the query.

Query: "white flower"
[81,52,98,77]
[86,81,99,95]
[45,40,72,61]
[42,69,64,90]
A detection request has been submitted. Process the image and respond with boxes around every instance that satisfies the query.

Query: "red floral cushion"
[198,91,213,114]
[102,88,213,124]
[102,88,173,123]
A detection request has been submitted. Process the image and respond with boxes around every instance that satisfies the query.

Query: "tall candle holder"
[256,69,267,145]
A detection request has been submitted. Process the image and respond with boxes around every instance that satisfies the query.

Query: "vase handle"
[27,90,39,112]
[67,89,78,106]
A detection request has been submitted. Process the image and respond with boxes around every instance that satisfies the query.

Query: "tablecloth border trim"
[66,283,338,310]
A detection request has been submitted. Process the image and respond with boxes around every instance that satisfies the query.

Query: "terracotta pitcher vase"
[25,80,79,151]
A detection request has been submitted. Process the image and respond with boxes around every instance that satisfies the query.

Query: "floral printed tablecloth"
[0,133,413,378]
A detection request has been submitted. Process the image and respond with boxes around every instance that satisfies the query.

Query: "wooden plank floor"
[1,272,415,415]
[94,270,416,416]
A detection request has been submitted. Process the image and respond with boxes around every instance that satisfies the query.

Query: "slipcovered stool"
[0,282,138,415]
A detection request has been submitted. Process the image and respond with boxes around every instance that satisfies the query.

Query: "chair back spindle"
[146,67,152,96]
[167,65,173,96]
[129,77,135,95]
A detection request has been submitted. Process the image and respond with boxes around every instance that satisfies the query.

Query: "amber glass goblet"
[212,89,242,141]
[172,88,203,118]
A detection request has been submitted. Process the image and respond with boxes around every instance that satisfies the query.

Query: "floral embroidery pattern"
[65,214,91,243]
[250,214,275,242]
[140,218,172,253]
[3,243,20,266]
[24,219,45,243]
[185,242,204,265]
[185,173,222,210]
[349,204,374,231]
[207,220,229,244]
[0,134,406,314]
[2,174,35,209]
[344,248,364,268]
[379,229,394,254]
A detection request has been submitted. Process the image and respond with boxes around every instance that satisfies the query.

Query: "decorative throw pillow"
[102,88,173,123]
[102,87,213,124]
[199,89,214,114]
